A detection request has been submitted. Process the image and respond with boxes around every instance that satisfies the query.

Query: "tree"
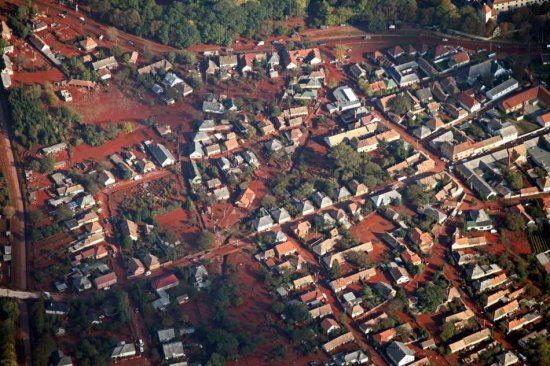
[388,94,413,116]
[176,51,196,65]
[196,231,216,250]
[504,169,523,190]
[440,322,456,342]
[106,27,118,41]
[55,204,73,222]
[261,194,277,209]
[29,210,44,225]
[39,155,55,173]
[334,44,347,62]
[2,206,16,220]
[416,283,446,312]
[345,251,371,268]
[505,213,525,231]
[526,336,550,366]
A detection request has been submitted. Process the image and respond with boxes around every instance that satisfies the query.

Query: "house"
[1,21,11,40]
[283,48,322,69]
[386,341,415,366]
[491,299,519,321]
[217,54,238,69]
[474,272,508,292]
[329,268,376,292]
[465,209,493,231]
[535,249,550,274]
[322,332,355,353]
[98,170,116,186]
[270,207,292,225]
[163,72,184,88]
[296,199,315,216]
[388,45,405,59]
[451,52,470,68]
[388,262,411,285]
[236,187,255,208]
[327,86,362,114]
[293,274,315,289]
[137,59,173,75]
[321,318,341,335]
[349,63,366,79]
[213,186,230,201]
[194,265,209,289]
[92,56,118,71]
[370,190,401,207]
[94,272,117,290]
[479,4,497,23]
[486,78,519,100]
[45,301,70,315]
[145,141,175,167]
[111,343,136,361]
[274,241,297,258]
[309,304,333,319]
[347,180,368,196]
[401,248,421,266]
[121,219,139,241]
[127,257,145,277]
[300,289,326,306]
[162,341,185,360]
[292,221,311,239]
[128,51,138,64]
[492,0,546,13]
[408,228,433,253]
[373,328,397,345]
[448,328,491,354]
[457,92,481,113]
[500,85,550,113]
[51,350,73,366]
[152,274,180,292]
[80,37,98,52]
[254,214,274,232]
[157,328,176,343]
[312,191,333,209]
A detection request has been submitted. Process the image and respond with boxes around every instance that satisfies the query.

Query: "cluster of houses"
[201,47,322,80]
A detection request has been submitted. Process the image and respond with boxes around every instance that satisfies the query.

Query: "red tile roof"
[152,274,179,291]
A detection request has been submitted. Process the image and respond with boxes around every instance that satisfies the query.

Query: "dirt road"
[0,91,31,366]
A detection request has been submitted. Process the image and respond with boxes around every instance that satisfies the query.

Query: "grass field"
[515,119,540,135]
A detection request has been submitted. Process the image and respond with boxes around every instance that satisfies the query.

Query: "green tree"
[388,94,413,116]
[440,322,456,342]
[196,231,216,250]
[505,213,525,231]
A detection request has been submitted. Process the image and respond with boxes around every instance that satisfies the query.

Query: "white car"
[442,38,448,42]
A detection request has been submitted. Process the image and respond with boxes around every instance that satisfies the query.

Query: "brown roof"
[236,187,255,208]
[275,241,296,257]
[80,37,97,51]
[94,272,117,288]
[152,274,179,291]
[501,86,550,111]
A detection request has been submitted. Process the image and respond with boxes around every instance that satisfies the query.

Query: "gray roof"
[528,145,550,173]
[162,341,185,359]
[157,328,176,343]
[270,207,291,224]
[146,142,175,166]
[386,341,414,365]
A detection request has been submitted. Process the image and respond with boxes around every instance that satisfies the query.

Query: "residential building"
[386,341,415,366]
[486,78,519,100]
[448,329,491,354]
[492,0,547,12]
